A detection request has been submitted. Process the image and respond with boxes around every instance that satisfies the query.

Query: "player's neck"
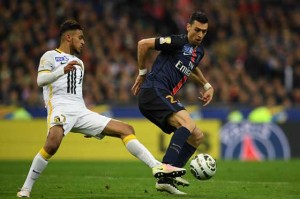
[57,43,73,55]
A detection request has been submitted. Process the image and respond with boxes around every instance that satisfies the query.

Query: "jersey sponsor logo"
[183,45,193,55]
[55,56,69,64]
[175,60,192,76]
[220,122,290,160]
[159,37,171,44]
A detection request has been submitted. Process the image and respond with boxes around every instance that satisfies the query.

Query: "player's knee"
[182,122,196,133]
[44,135,62,155]
[171,111,196,132]
[122,124,135,136]
[44,142,60,155]
[189,128,204,147]
[176,117,196,132]
[127,124,135,135]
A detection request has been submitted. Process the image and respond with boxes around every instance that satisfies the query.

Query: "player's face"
[187,20,208,46]
[70,30,85,54]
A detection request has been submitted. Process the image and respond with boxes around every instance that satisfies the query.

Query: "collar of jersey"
[55,48,64,54]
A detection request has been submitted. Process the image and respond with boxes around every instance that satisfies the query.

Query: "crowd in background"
[0,0,299,109]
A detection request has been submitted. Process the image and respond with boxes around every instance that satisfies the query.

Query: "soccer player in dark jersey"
[131,11,214,194]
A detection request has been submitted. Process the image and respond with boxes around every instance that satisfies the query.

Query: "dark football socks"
[174,142,196,168]
[162,126,191,165]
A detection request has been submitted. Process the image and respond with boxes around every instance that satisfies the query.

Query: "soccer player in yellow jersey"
[17,19,185,198]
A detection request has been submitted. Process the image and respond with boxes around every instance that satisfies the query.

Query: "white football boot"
[17,189,30,198]
[155,177,186,195]
[174,176,190,187]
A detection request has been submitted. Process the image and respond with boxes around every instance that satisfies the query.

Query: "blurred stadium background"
[0,0,300,161]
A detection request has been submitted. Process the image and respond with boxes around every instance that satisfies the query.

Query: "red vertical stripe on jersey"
[172,76,187,95]
[172,47,197,95]
[191,47,197,62]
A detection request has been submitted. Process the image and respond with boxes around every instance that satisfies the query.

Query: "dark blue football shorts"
[138,88,185,134]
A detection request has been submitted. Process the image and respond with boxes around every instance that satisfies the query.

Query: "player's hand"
[64,60,81,74]
[198,87,214,106]
[131,75,146,96]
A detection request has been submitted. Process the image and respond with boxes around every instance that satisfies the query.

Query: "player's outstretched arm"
[191,67,214,106]
[37,61,80,87]
[131,38,155,95]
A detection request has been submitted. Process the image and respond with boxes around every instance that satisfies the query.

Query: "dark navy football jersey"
[141,34,205,95]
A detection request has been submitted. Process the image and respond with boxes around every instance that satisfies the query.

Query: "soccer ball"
[190,153,217,180]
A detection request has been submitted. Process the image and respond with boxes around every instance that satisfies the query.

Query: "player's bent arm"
[137,38,155,75]
[191,67,212,90]
[37,68,65,87]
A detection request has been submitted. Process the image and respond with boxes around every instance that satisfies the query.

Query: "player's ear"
[64,32,72,42]
[66,34,71,42]
[187,23,191,32]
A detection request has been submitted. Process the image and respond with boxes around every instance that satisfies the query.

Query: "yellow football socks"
[39,148,52,160]
[122,134,137,145]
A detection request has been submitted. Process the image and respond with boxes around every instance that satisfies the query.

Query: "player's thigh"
[167,110,196,132]
[102,119,134,139]
[139,88,185,133]
[72,109,111,138]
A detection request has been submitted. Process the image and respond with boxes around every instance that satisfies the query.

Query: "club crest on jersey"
[159,37,171,44]
[183,45,193,56]
[55,56,69,64]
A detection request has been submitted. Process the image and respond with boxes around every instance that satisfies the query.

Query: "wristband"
[139,68,147,76]
[204,83,212,91]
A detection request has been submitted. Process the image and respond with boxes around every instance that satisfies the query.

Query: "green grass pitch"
[1,160,299,199]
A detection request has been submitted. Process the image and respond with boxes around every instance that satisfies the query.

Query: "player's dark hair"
[189,11,208,24]
[59,19,82,37]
